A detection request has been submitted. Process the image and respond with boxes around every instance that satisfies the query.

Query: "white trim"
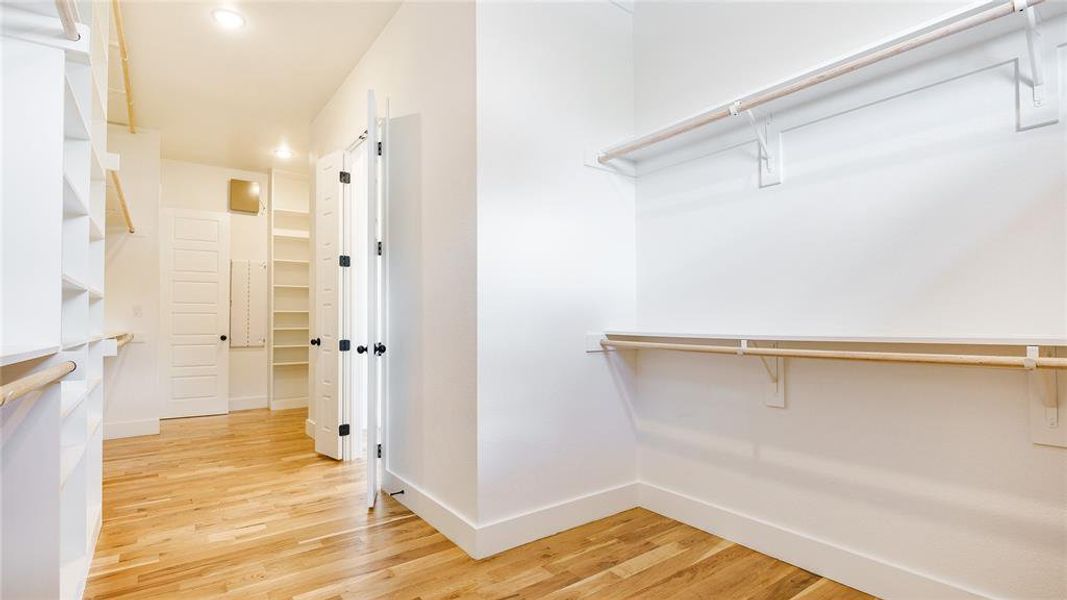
[475,482,640,558]
[639,483,987,600]
[305,418,315,438]
[384,474,638,560]
[386,476,988,597]
[270,396,308,411]
[229,395,268,411]
[385,470,479,557]
[103,418,159,440]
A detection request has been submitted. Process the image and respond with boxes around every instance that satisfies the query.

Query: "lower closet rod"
[600,339,1067,370]
[0,361,77,406]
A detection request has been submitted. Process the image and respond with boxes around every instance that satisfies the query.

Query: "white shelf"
[63,174,90,217]
[60,444,87,487]
[63,76,90,141]
[0,344,61,367]
[274,258,309,264]
[88,216,104,241]
[274,310,309,314]
[602,330,1067,347]
[274,284,309,289]
[61,381,89,418]
[273,208,309,216]
[273,228,309,239]
[273,344,308,349]
[61,340,88,351]
[88,287,103,300]
[62,273,88,293]
[273,361,309,367]
[273,326,309,331]
[87,414,103,437]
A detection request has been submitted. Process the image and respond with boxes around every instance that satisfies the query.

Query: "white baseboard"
[639,483,986,600]
[384,472,639,560]
[103,418,159,440]
[305,418,315,438]
[385,471,479,557]
[270,396,308,411]
[229,395,268,411]
[383,476,986,598]
[475,482,640,558]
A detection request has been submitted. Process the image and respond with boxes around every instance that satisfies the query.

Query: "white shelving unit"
[1,2,114,598]
[269,170,312,410]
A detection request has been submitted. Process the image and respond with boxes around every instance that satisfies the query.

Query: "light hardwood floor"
[86,409,874,599]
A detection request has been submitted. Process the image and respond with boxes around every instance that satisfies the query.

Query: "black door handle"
[310,338,321,346]
[356,345,368,354]
[373,343,386,356]
[220,335,228,341]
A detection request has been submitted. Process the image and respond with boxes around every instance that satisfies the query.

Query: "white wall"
[104,126,162,439]
[310,1,479,523]
[161,160,270,408]
[474,0,638,532]
[630,3,1067,598]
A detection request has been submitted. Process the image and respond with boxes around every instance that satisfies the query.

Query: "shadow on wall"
[383,113,424,484]
[628,354,1064,555]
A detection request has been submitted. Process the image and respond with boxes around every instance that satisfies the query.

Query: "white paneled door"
[314,151,345,460]
[160,208,231,418]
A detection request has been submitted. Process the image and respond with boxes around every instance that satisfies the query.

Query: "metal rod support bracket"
[732,106,783,187]
[1014,1,1059,130]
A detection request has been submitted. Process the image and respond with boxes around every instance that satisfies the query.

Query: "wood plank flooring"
[85,409,874,599]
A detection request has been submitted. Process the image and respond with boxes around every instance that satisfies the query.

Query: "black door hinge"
[339,171,351,184]
[376,443,382,458]
[376,241,383,256]
[377,142,382,156]
[339,255,350,267]
[339,424,350,436]
[339,339,351,352]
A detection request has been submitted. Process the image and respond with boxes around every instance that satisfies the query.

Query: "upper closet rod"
[54,0,80,41]
[598,0,1045,164]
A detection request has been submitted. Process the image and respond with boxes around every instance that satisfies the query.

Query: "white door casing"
[364,90,382,509]
[160,208,230,418]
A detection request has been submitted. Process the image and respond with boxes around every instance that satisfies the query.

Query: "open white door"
[313,151,344,459]
[160,208,230,418]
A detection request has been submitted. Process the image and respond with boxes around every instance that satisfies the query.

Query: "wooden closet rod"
[116,332,133,349]
[111,0,136,133]
[54,0,80,41]
[601,339,1067,370]
[0,362,77,407]
[108,170,135,233]
[599,0,1045,163]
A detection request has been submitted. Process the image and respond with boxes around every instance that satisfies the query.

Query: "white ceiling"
[108,0,400,172]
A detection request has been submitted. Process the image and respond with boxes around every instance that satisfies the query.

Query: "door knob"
[373,343,386,356]
[220,335,228,341]
[310,338,321,346]
[356,345,368,354]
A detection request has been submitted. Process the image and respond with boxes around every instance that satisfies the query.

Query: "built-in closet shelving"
[269,170,312,409]
[1,1,116,598]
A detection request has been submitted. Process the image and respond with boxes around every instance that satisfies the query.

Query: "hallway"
[85,410,871,599]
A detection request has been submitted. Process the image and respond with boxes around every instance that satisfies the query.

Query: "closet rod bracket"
[1014,1,1059,130]
[1026,346,1059,432]
[731,103,782,187]
[742,340,786,408]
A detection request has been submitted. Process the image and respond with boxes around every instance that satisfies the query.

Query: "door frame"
[158,207,231,419]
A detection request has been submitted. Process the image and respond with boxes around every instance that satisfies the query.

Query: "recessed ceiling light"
[212,8,245,30]
[273,146,294,160]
